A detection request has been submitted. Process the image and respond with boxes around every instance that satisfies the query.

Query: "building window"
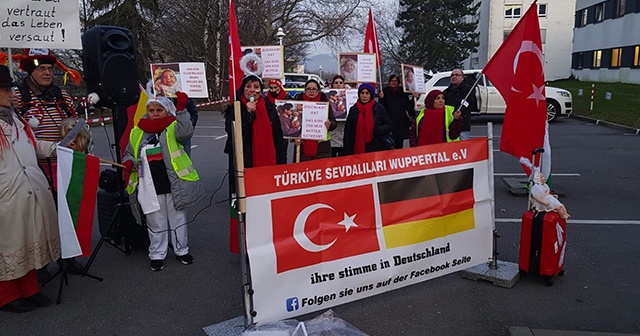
[540,29,546,44]
[581,9,588,26]
[505,4,522,18]
[634,46,640,67]
[503,30,512,41]
[538,3,547,17]
[577,52,584,69]
[611,48,622,67]
[595,3,605,22]
[593,50,602,68]
[616,0,626,17]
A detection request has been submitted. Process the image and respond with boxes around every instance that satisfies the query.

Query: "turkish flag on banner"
[363,8,382,66]
[228,0,244,100]
[483,0,546,174]
[271,185,380,273]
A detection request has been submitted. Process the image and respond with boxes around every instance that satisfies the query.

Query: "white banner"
[0,0,82,49]
[151,62,209,98]
[245,138,493,323]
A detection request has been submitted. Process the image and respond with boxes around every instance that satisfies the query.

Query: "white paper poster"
[401,64,425,94]
[0,0,82,49]
[241,46,284,79]
[323,88,359,121]
[151,62,209,98]
[275,100,329,140]
[338,53,377,83]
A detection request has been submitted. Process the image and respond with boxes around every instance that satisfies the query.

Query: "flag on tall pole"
[119,84,149,157]
[483,0,550,177]
[228,0,244,100]
[57,146,100,258]
[364,8,382,67]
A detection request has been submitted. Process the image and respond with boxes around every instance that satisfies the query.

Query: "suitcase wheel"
[542,276,554,287]
[558,270,565,276]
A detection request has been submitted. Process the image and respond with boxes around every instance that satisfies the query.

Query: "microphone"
[249,94,255,102]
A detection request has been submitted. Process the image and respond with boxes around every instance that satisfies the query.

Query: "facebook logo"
[286,297,299,312]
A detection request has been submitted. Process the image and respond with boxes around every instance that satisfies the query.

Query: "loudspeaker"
[82,26,139,106]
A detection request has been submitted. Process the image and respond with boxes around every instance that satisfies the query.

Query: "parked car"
[282,73,325,94]
[413,70,572,122]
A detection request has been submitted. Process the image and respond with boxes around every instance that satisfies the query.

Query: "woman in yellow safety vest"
[409,90,463,146]
[123,92,205,272]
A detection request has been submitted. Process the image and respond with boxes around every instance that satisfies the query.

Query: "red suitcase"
[519,210,566,286]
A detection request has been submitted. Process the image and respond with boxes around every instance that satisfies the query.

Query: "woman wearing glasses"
[292,79,337,161]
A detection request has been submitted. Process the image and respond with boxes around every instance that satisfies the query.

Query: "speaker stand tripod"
[41,259,103,305]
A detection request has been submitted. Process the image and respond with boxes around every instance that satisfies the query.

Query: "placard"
[338,53,377,84]
[322,88,358,121]
[0,0,82,49]
[241,46,284,79]
[401,64,425,93]
[275,100,329,140]
[150,62,209,98]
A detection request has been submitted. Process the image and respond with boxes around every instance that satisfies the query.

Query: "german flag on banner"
[378,168,475,249]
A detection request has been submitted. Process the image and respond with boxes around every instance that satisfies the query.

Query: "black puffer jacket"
[343,102,393,155]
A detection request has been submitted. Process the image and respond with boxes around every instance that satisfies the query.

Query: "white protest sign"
[151,62,209,98]
[401,64,426,94]
[275,101,329,140]
[338,53,377,83]
[241,46,284,79]
[322,88,359,121]
[1,0,82,49]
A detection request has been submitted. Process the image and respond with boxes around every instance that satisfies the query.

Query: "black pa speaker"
[82,26,139,106]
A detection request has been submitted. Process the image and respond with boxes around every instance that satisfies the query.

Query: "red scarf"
[417,108,446,146]
[240,95,276,167]
[301,92,322,158]
[266,89,288,105]
[354,100,374,154]
[138,116,176,133]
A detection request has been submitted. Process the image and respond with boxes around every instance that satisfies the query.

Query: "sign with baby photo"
[401,64,425,94]
[150,62,209,98]
[240,46,284,79]
[322,89,359,121]
[274,100,329,140]
[337,53,377,84]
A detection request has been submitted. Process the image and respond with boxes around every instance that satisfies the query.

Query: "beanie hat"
[358,83,375,96]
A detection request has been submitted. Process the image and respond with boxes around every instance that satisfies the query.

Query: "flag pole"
[457,72,484,112]
[487,122,498,269]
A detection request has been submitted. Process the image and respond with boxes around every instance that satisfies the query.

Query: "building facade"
[469,0,576,80]
[571,0,640,83]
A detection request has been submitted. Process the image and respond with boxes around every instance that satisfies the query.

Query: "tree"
[395,0,479,72]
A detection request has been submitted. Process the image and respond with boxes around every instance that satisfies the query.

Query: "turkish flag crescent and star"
[271,184,380,273]
[228,0,244,100]
[483,0,546,174]
[363,8,382,66]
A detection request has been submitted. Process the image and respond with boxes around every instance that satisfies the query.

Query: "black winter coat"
[343,102,393,155]
[443,83,477,132]
[378,87,414,140]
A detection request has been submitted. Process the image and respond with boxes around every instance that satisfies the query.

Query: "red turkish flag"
[363,8,382,66]
[271,185,379,273]
[228,0,244,100]
[483,0,546,174]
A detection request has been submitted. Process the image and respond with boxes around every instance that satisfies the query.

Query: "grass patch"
[549,79,640,129]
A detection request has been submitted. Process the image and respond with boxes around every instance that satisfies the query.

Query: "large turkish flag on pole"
[483,0,546,174]
[363,8,382,67]
[228,0,244,100]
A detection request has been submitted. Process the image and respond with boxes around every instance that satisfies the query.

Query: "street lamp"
[319,65,323,83]
[276,28,286,84]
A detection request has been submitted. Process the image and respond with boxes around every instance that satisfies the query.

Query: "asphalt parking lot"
[2,113,639,336]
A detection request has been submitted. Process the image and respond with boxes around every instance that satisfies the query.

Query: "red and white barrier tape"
[196,97,230,107]
[86,117,112,124]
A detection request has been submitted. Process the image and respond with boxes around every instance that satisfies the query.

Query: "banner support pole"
[487,122,498,269]
[232,101,254,327]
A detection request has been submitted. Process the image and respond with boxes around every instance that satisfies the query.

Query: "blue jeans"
[459,131,471,140]
[182,139,192,156]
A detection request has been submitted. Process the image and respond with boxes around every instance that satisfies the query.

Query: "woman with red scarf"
[378,74,415,149]
[263,79,290,105]
[343,83,393,155]
[409,90,463,147]
[292,79,337,161]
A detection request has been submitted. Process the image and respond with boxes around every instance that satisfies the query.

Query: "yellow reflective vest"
[126,121,199,194]
[415,105,460,143]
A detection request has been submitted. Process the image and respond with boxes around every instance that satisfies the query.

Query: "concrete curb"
[508,326,640,336]
[569,114,640,134]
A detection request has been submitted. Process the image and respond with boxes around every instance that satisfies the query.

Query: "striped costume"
[14,87,76,142]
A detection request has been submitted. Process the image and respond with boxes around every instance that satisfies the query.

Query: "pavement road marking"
[496,218,640,225]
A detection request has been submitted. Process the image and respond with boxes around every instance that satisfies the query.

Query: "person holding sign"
[343,83,393,155]
[292,79,337,161]
[264,79,290,105]
[328,75,349,157]
[409,90,463,147]
[0,65,59,312]
[378,74,415,149]
[123,93,205,272]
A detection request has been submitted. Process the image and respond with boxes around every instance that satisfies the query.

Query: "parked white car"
[413,70,572,122]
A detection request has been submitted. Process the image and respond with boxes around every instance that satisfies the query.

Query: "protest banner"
[0,0,82,49]
[245,138,493,323]
[275,100,329,140]
[401,64,425,94]
[322,88,358,121]
[338,53,377,84]
[150,62,208,98]
[240,46,284,79]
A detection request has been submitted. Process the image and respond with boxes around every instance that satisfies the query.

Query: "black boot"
[26,293,52,307]
[1,298,37,313]
[37,267,51,285]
